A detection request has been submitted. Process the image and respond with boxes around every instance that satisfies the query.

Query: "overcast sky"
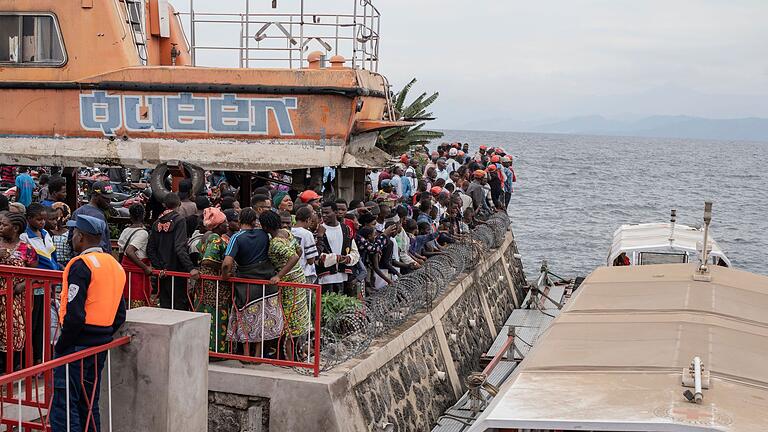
[181,1,768,128]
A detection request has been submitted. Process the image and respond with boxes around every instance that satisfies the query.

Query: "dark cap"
[223,208,239,222]
[66,214,106,236]
[364,201,380,216]
[91,181,114,196]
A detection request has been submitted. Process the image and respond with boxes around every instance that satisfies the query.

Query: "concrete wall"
[207,229,526,432]
[104,308,210,432]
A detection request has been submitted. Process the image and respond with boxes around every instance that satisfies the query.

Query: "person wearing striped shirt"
[290,206,319,284]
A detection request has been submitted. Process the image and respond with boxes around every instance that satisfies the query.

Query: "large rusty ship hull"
[0,68,390,170]
[0,0,394,171]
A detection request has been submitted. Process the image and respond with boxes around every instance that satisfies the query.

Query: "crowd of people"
[0,142,516,362]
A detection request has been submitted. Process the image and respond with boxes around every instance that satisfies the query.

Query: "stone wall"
[206,229,526,432]
[503,229,528,302]
[480,258,517,337]
[353,329,455,431]
[208,392,270,432]
[439,282,495,390]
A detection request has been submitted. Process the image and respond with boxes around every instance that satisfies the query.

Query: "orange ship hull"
[0,1,394,170]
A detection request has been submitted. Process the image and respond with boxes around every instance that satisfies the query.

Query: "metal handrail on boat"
[179,0,381,70]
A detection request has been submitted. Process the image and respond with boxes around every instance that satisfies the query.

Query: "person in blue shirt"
[40,176,67,208]
[501,156,516,209]
[21,203,62,271]
[21,203,62,363]
[69,181,114,253]
[399,167,413,201]
[14,166,35,207]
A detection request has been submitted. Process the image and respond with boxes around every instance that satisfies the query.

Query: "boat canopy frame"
[607,222,731,268]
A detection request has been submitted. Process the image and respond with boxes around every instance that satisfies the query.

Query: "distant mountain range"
[460,115,768,142]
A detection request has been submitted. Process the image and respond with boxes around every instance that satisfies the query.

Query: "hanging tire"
[149,162,205,201]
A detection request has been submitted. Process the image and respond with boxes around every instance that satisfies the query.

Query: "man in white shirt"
[367,169,381,191]
[435,158,453,185]
[446,148,461,174]
[404,160,419,191]
[290,206,319,284]
[316,201,359,293]
[390,166,404,198]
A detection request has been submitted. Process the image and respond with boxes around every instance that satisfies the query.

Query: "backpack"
[118,228,146,262]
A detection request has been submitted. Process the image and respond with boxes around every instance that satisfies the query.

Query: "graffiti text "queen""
[80,91,298,136]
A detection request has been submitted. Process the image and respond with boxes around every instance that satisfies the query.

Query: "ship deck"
[466,263,768,432]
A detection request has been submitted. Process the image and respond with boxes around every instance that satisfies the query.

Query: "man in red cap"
[457,150,467,164]
[474,145,487,161]
[466,169,490,215]
[486,165,504,210]
[298,189,322,211]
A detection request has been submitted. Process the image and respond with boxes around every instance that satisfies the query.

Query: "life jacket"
[59,252,126,326]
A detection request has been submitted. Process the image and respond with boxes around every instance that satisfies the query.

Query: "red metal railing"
[0,266,61,408]
[0,264,323,377]
[124,269,323,377]
[0,336,130,431]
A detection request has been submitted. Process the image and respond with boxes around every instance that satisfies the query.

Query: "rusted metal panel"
[353,119,414,134]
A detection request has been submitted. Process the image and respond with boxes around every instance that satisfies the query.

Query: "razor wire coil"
[296,212,511,374]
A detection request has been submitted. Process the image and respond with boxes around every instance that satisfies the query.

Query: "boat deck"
[431,283,568,432]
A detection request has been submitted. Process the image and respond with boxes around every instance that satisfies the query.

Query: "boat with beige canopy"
[448,203,764,432]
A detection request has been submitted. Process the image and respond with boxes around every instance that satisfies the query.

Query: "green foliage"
[321,292,362,326]
[377,78,444,155]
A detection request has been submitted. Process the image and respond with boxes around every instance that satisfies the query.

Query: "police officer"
[51,215,126,432]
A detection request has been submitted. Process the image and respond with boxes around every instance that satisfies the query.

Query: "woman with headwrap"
[272,191,293,213]
[0,211,37,370]
[195,207,232,353]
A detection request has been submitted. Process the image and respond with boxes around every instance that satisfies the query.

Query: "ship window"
[0,14,66,66]
[639,251,687,265]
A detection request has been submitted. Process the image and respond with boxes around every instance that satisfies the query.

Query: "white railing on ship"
[178,0,380,71]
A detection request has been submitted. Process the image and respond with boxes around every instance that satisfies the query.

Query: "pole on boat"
[668,208,676,246]
[694,202,713,281]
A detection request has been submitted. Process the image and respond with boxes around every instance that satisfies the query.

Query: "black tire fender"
[150,162,205,201]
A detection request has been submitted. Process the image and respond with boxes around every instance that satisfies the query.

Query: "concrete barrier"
[103,307,210,432]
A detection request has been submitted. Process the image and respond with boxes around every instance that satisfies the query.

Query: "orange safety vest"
[59,252,126,326]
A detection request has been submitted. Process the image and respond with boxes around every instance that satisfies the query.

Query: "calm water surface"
[438,130,768,280]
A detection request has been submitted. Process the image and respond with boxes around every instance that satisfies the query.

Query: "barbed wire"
[295,212,511,373]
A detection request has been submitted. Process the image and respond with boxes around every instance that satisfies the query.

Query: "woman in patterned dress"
[0,212,38,371]
[195,207,231,353]
[222,208,282,358]
[259,211,310,361]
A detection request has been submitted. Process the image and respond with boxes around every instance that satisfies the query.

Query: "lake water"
[438,130,768,280]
